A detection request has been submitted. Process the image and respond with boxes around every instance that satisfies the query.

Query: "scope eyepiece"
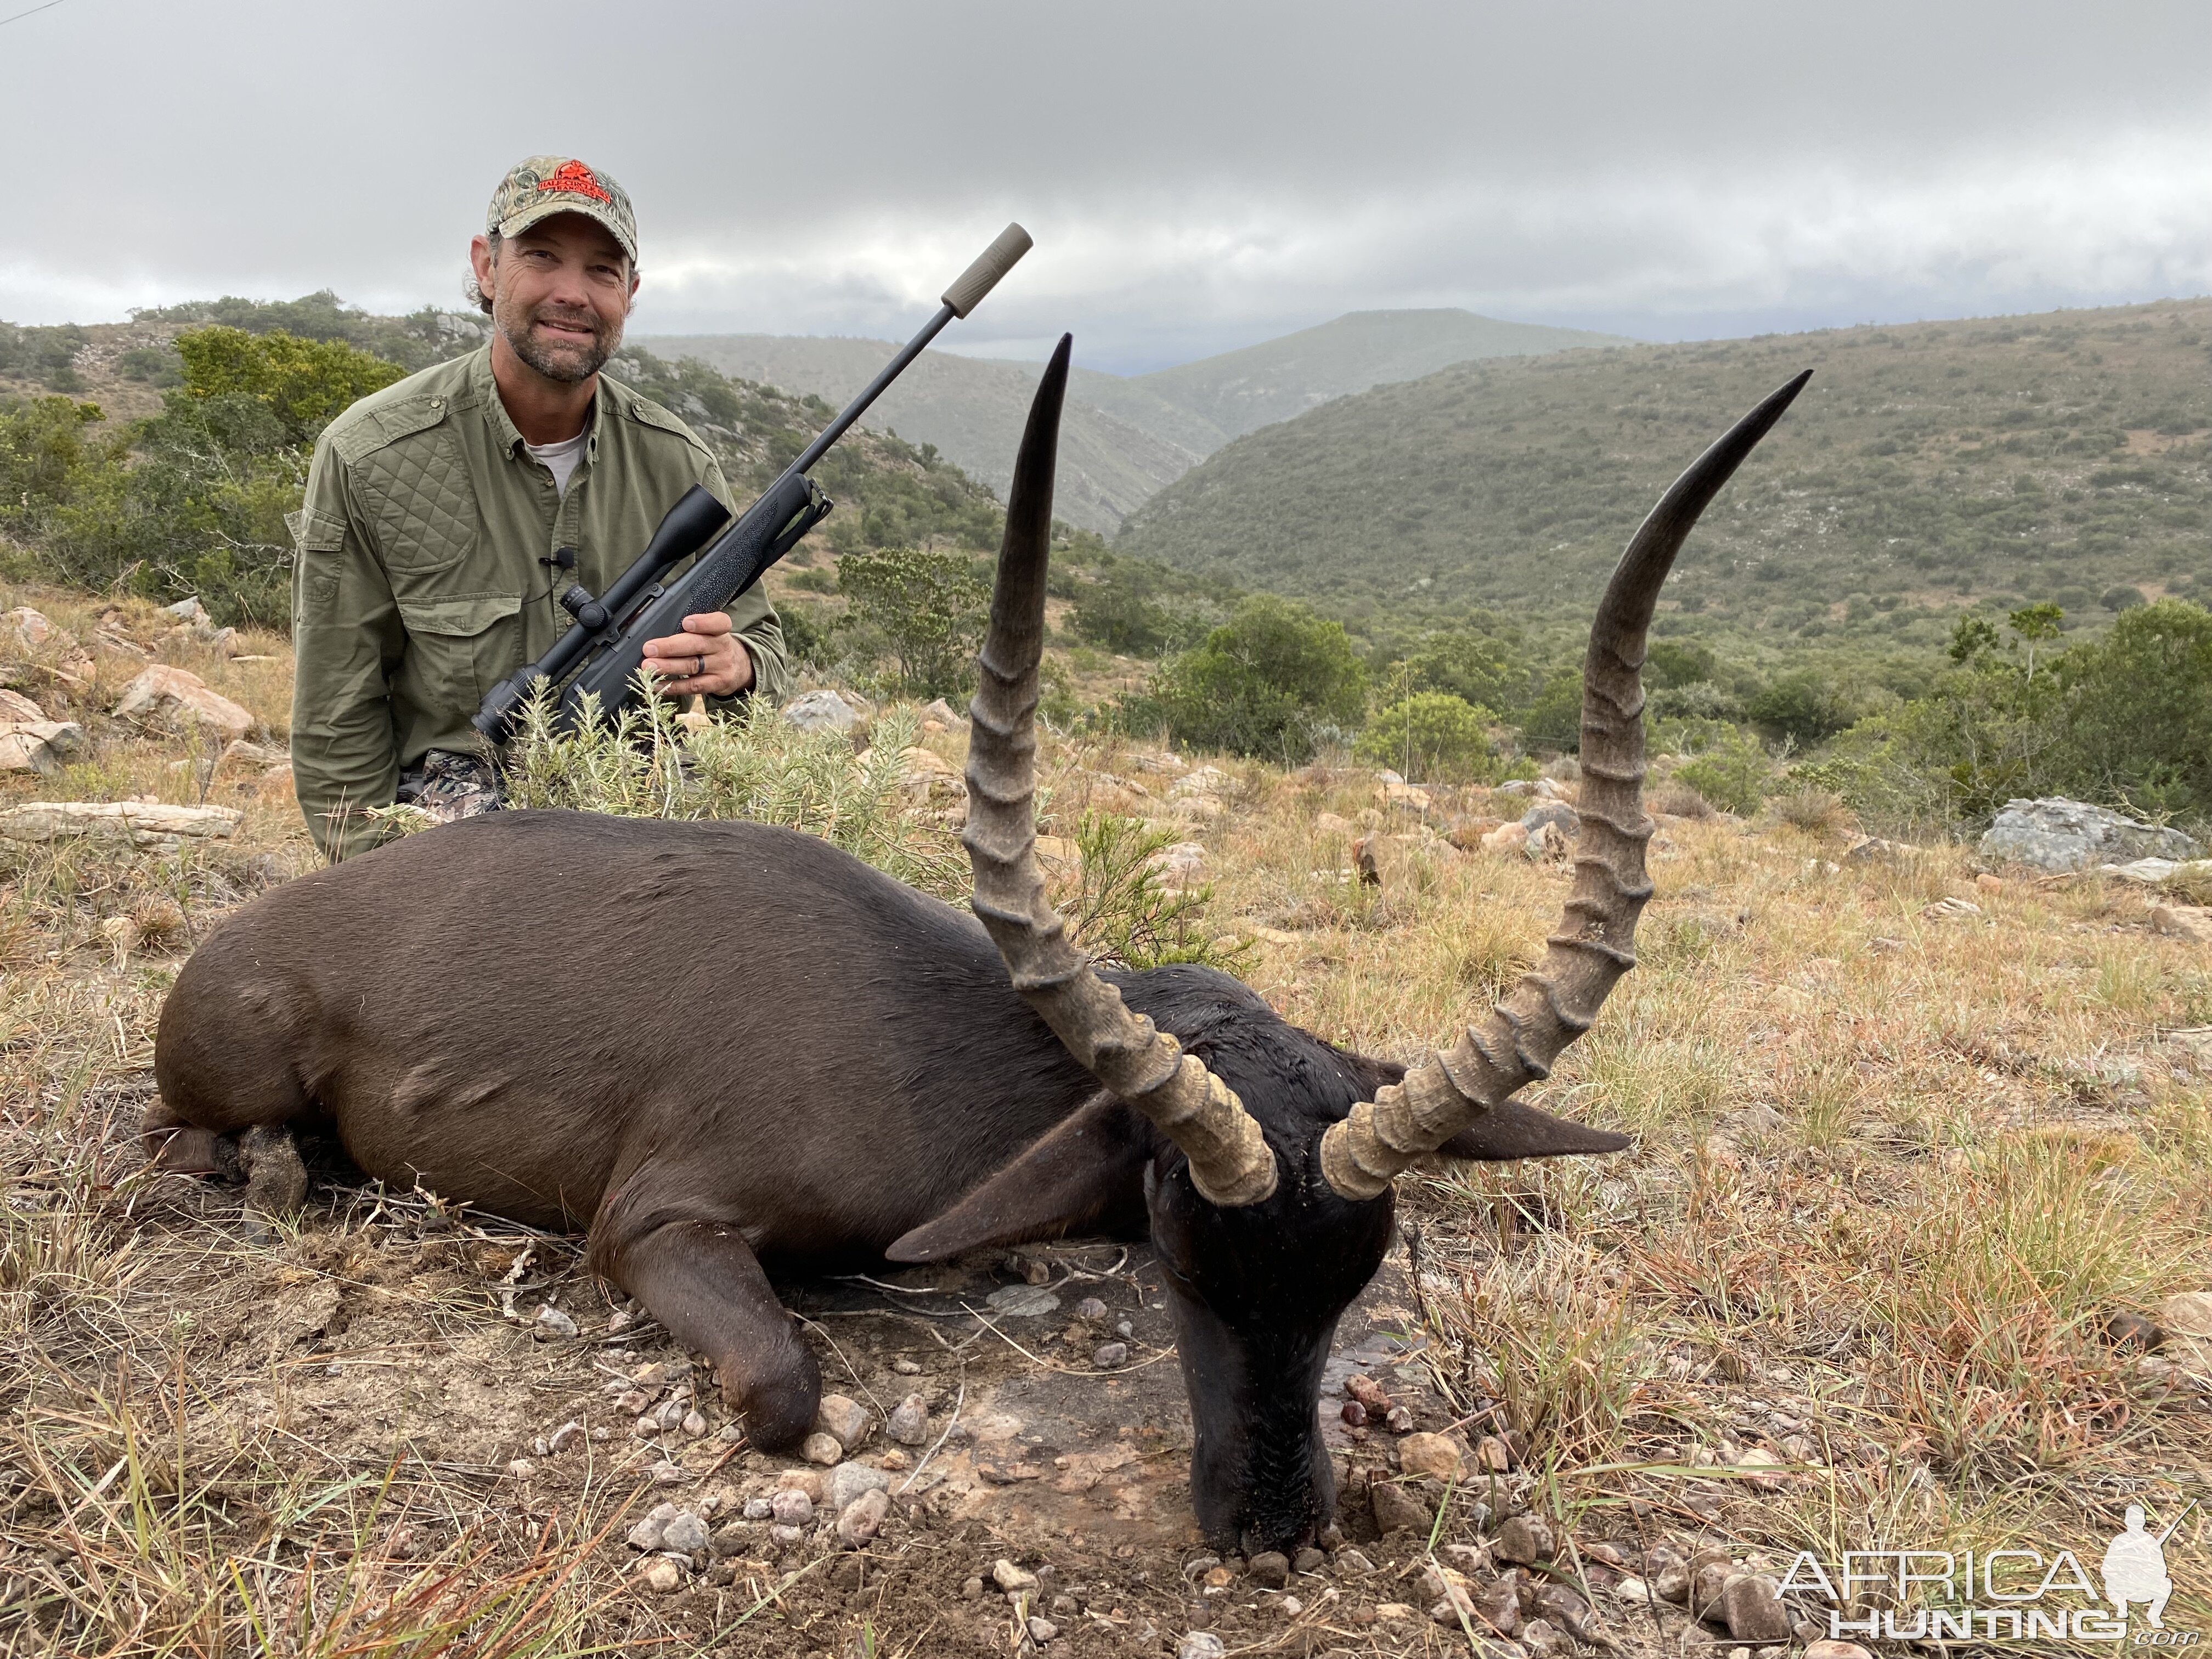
[561,584,610,631]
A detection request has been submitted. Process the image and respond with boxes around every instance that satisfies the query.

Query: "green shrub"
[1354,691,1501,782]
[834,544,991,698]
[496,679,967,898]
[1062,812,1245,971]
[1673,725,1774,816]
[1154,594,1366,762]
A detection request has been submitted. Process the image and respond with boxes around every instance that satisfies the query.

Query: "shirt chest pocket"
[393,592,523,709]
[359,421,480,577]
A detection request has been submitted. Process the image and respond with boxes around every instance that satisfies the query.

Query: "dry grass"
[4,576,2209,1652]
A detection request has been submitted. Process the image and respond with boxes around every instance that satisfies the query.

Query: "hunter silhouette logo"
[535,160,611,205]
[2104,1505,2180,1630]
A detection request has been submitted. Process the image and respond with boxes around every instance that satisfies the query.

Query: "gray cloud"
[3,0,2205,371]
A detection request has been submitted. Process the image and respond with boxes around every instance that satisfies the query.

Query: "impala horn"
[963,335,1278,1206]
[1319,372,1813,1200]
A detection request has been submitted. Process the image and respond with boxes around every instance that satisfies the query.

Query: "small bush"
[1673,725,1774,816]
[1060,812,1244,972]
[1154,594,1366,763]
[1651,780,1714,819]
[499,676,967,898]
[1771,787,1852,834]
[835,544,990,699]
[1353,691,1501,783]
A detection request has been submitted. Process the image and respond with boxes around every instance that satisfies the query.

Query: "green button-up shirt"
[289,345,790,859]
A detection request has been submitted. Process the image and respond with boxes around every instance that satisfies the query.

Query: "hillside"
[645,334,1199,533]
[1116,297,2212,643]
[1111,308,1629,444]
[1,296,1011,570]
[644,308,1627,532]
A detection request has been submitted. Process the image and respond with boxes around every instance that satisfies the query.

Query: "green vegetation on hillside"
[1118,298,2212,651]
[1,295,1010,628]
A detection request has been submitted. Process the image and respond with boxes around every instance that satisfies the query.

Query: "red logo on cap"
[536,160,612,205]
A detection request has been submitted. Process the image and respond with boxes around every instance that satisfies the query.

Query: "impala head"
[891,337,1809,1553]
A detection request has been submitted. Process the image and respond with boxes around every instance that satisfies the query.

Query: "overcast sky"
[3,0,2206,374]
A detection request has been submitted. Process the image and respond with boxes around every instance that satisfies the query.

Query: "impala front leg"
[590,1216,822,1450]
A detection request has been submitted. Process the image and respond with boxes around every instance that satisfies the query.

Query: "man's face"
[471,215,636,385]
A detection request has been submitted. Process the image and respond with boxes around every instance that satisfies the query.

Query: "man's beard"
[494,292,619,385]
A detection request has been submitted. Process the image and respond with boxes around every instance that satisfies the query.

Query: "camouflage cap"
[485,156,637,264]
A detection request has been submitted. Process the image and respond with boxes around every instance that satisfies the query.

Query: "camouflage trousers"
[395,749,504,825]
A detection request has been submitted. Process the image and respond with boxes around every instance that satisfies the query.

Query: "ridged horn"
[1319,372,1813,1200]
[964,335,1278,1207]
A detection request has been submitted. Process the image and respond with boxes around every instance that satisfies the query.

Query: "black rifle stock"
[473,221,1034,742]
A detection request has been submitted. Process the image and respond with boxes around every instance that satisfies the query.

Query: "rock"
[1248,1550,1290,1589]
[993,1559,1038,1592]
[532,1305,578,1339]
[1026,1615,1057,1643]
[163,597,211,625]
[646,1460,684,1486]
[1482,821,1531,855]
[641,1557,686,1593]
[1537,1584,1601,1643]
[1655,1562,1692,1602]
[983,1284,1059,1318]
[742,1497,772,1521]
[546,1420,584,1453]
[1922,895,1982,919]
[799,1431,843,1465]
[891,1356,922,1375]
[768,1488,814,1525]
[1846,835,1916,861]
[0,799,242,849]
[887,1393,930,1445]
[5,607,63,649]
[681,1411,707,1438]
[781,688,861,734]
[1521,800,1578,838]
[1315,812,1355,836]
[1616,1576,1651,1604]
[1177,1635,1227,1659]
[1475,1433,1514,1472]
[1293,1546,1325,1573]
[1978,797,2202,873]
[918,697,966,731]
[1690,1562,1733,1620]
[1804,1642,1875,1659]
[814,1393,870,1451]
[1369,1480,1436,1536]
[1344,1374,1389,1408]
[1479,1575,1522,1637]
[1519,1619,1559,1656]
[1495,1514,1555,1565]
[1092,1341,1128,1367]
[1171,764,1232,798]
[1148,841,1208,883]
[215,738,286,778]
[1335,1548,1375,1573]
[661,1512,709,1553]
[0,720,87,774]
[1397,1431,1465,1481]
[0,688,47,722]
[709,1522,749,1558]
[837,1487,890,1545]
[2158,1290,2212,1376]
[2106,857,2212,886]
[1379,781,1433,811]
[776,1469,826,1502]
[1383,1405,1414,1433]
[1721,1574,1791,1642]
[768,1522,803,1547]
[2152,905,2212,945]
[878,1447,908,1470]
[627,1503,679,1550]
[828,1461,891,1511]
[112,665,254,741]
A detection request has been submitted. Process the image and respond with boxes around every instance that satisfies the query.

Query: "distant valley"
[645,309,1627,532]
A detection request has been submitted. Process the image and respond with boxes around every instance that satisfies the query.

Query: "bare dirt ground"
[3,580,2209,1657]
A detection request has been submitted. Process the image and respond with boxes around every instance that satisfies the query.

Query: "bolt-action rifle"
[473,223,1034,742]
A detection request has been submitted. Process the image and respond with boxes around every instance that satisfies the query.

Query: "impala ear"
[887,1092,1147,1263]
[1432,1097,1632,1161]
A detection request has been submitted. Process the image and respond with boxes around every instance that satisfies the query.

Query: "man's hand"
[642,612,753,698]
